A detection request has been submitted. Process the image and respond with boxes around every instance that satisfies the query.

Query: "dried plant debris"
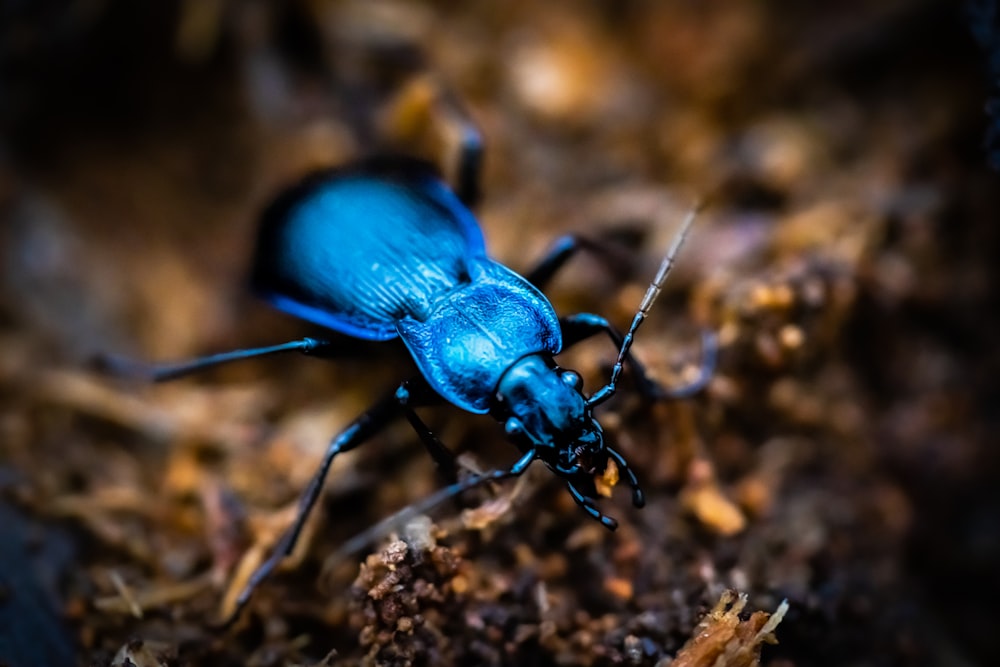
[110,638,174,667]
[671,591,788,667]
[349,528,464,666]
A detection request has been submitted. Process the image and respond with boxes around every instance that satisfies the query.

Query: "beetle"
[109,124,715,620]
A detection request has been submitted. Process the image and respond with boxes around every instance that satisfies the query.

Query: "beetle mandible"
[110,114,715,621]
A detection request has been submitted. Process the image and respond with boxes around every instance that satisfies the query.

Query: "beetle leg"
[524,229,647,290]
[414,444,536,507]
[396,382,458,482]
[606,446,645,508]
[403,409,457,480]
[402,448,537,516]
[561,314,717,401]
[326,449,539,566]
[448,102,483,208]
[565,482,618,530]
[95,337,337,382]
[426,76,483,207]
[224,385,406,625]
[560,313,659,396]
[655,329,717,399]
[524,235,608,289]
[385,72,484,207]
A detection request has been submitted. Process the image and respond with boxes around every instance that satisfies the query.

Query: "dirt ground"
[1,2,997,666]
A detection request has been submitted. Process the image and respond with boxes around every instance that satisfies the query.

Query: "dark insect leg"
[524,230,644,290]
[560,313,659,397]
[95,337,337,382]
[434,447,536,500]
[429,76,483,208]
[396,382,458,482]
[565,482,618,531]
[659,329,717,400]
[524,235,612,290]
[224,385,406,624]
[562,313,717,401]
[449,107,483,208]
[606,446,645,508]
[391,73,484,207]
[325,449,538,565]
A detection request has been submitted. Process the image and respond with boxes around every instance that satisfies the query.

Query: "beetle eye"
[505,417,524,436]
[561,370,583,391]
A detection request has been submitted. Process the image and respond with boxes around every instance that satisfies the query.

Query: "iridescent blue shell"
[251,160,562,413]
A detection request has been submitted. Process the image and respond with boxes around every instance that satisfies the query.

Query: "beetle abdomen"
[252,162,487,340]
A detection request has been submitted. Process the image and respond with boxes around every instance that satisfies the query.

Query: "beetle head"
[495,354,643,515]
[496,355,598,458]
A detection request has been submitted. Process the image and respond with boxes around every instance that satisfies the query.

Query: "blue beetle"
[113,148,714,620]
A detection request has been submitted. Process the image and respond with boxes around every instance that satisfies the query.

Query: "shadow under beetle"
[113,125,716,621]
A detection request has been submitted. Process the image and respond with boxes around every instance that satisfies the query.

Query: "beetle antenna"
[587,201,702,408]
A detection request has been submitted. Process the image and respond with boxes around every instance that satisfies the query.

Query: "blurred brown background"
[0,1,997,665]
